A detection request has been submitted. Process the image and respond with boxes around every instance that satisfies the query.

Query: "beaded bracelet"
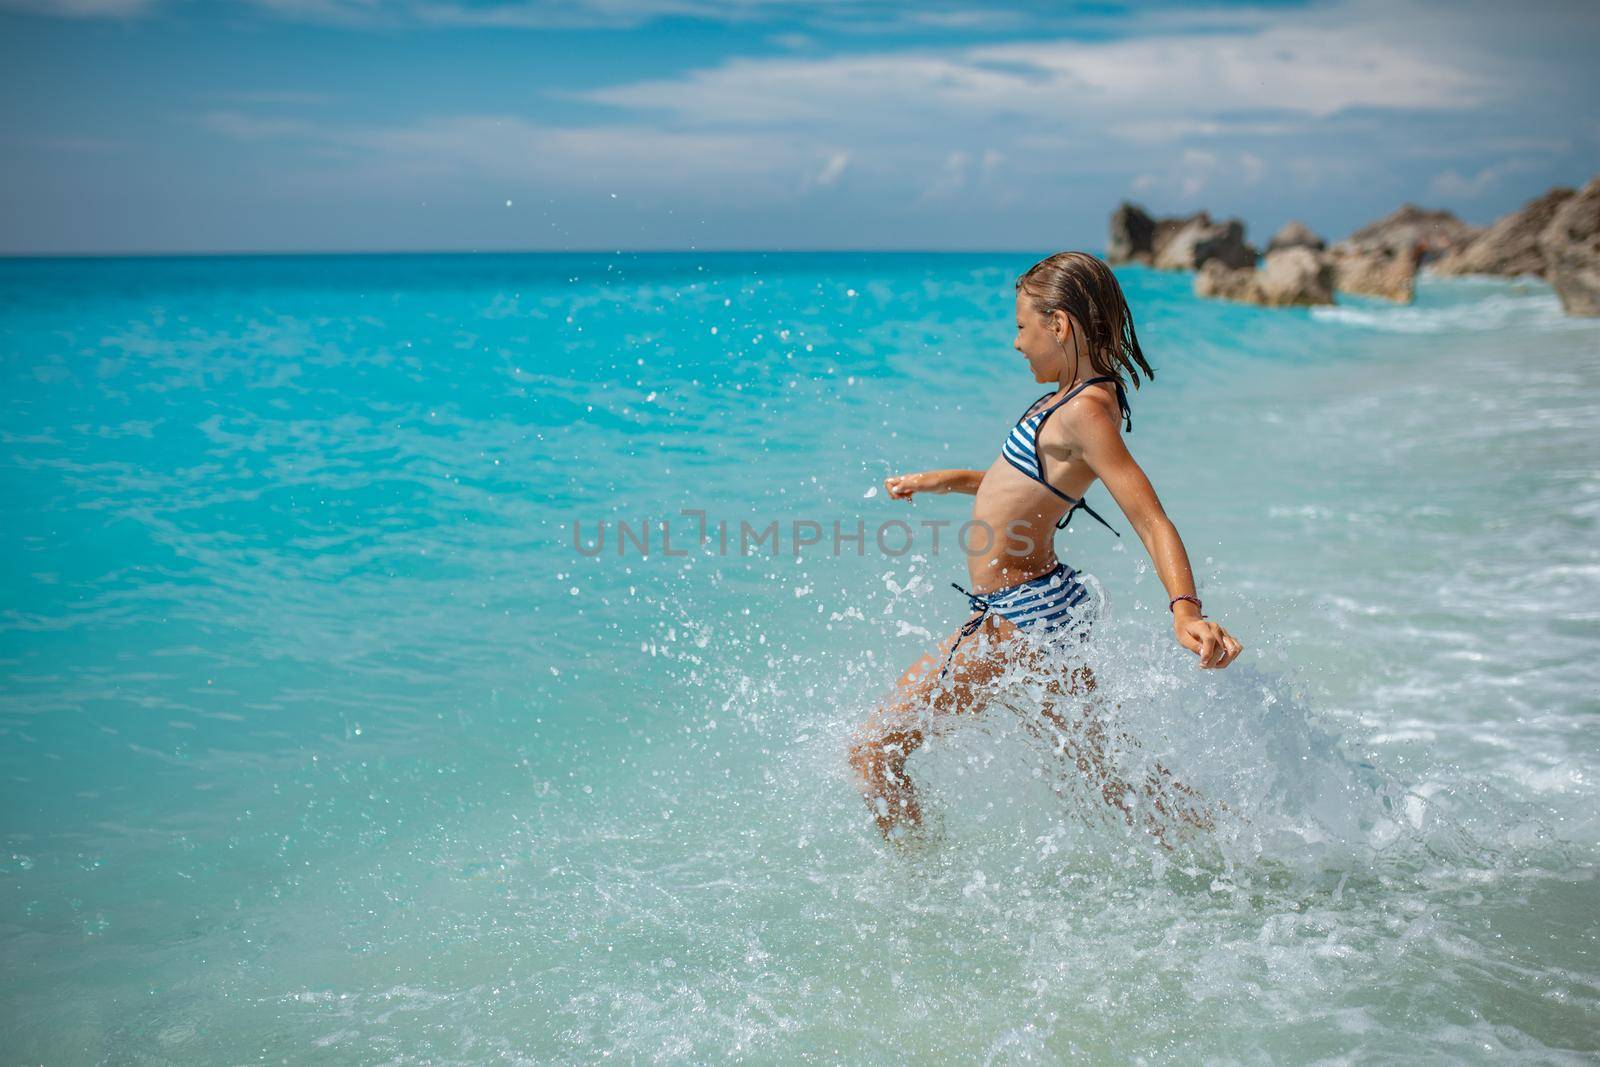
[1169,594,1206,617]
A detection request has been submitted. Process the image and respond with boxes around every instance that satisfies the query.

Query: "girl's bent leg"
[847,617,1023,844]
[1028,657,1224,850]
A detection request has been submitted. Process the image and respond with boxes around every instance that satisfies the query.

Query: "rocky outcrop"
[1433,187,1575,278]
[1107,202,1157,265]
[1329,244,1420,302]
[1266,220,1325,253]
[1321,204,1474,303]
[1194,260,1253,302]
[1149,213,1209,265]
[1536,176,1600,316]
[1108,203,1257,270]
[1339,203,1479,260]
[1123,177,1600,315]
[1257,247,1337,305]
[1194,247,1335,307]
[1152,215,1257,271]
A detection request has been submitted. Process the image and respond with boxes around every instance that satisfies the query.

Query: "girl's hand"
[1174,617,1243,669]
[885,471,943,500]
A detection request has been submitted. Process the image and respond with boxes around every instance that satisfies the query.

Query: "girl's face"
[1013,292,1069,384]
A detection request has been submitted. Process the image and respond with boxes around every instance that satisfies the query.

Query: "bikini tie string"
[1055,498,1123,537]
[939,582,992,681]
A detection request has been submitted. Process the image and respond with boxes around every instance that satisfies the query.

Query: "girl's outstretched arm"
[1073,408,1243,670]
[884,469,984,499]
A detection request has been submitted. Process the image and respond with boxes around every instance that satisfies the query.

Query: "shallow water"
[1,254,1597,1062]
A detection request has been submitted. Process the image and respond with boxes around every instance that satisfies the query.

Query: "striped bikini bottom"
[938,561,1099,680]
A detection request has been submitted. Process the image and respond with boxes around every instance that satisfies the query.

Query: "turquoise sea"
[2,252,1598,1063]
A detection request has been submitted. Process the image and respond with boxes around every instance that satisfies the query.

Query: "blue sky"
[1,0,1596,254]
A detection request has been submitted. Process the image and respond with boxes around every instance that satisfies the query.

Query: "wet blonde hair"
[1015,251,1154,390]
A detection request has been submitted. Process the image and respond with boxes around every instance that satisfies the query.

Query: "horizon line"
[0,247,1109,263]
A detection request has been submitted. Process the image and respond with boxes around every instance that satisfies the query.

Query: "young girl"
[848,251,1243,846]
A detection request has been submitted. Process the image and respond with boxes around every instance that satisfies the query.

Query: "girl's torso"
[966,378,1125,593]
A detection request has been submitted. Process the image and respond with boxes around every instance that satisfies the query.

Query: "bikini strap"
[1040,375,1131,430]
[1055,497,1122,537]
[1084,375,1133,433]
[1018,389,1056,420]
[939,582,994,680]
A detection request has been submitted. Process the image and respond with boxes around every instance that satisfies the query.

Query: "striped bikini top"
[1001,374,1133,536]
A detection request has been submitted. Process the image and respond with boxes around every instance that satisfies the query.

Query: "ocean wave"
[1310,287,1590,335]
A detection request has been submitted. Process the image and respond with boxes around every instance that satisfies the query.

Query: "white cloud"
[361,116,810,185]
[896,7,1025,30]
[1111,117,1321,146]
[199,110,844,201]
[210,90,334,106]
[969,18,1490,119]
[237,0,1000,31]
[1399,136,1574,160]
[1427,157,1546,199]
[198,111,318,140]
[811,151,850,188]
[0,0,154,15]
[912,149,970,205]
[1282,153,1372,193]
[574,0,1497,130]
[767,31,814,50]
[1131,148,1271,204]
[177,0,1587,228]
[195,111,316,139]
[405,0,735,30]
[573,51,1048,127]
[1240,152,1265,186]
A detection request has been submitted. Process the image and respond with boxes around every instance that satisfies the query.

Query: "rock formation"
[1148,213,1207,265]
[1322,204,1475,303]
[1153,215,1257,271]
[1117,175,1600,315]
[1107,202,1257,270]
[1266,221,1325,253]
[1338,203,1479,259]
[1194,247,1335,307]
[1328,244,1421,302]
[1193,261,1255,303]
[1107,202,1157,265]
[1432,187,1575,278]
[1536,176,1600,316]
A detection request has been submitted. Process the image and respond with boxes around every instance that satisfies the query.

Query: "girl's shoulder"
[1038,381,1124,439]
[1050,377,1122,417]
